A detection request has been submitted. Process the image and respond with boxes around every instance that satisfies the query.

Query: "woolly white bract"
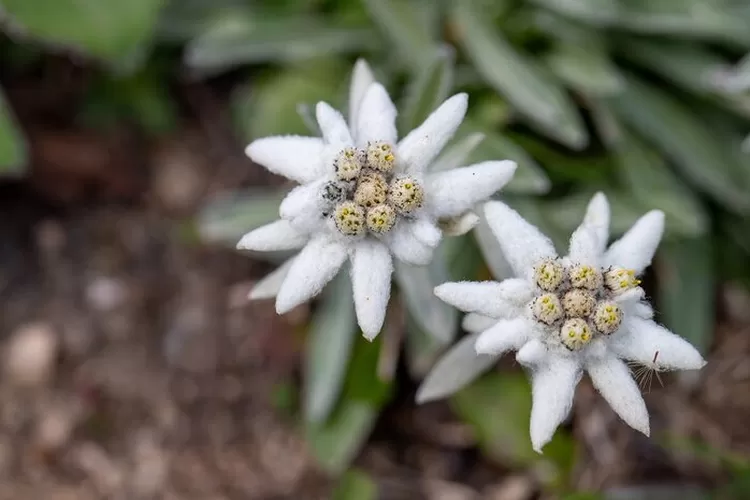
[422,193,706,452]
[238,60,517,340]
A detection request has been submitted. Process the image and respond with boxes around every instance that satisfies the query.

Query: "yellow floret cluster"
[325,142,424,237]
[530,259,638,351]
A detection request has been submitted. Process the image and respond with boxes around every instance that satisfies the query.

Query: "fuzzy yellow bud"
[560,318,593,351]
[604,267,641,294]
[532,293,564,326]
[333,201,365,236]
[366,204,397,234]
[354,171,387,208]
[533,259,565,292]
[365,141,396,173]
[569,264,603,291]
[561,289,596,318]
[388,176,424,215]
[334,147,364,181]
[592,301,623,335]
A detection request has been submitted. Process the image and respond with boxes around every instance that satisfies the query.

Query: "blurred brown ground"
[1,57,749,500]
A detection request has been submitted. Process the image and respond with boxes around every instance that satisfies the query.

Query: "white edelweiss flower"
[426,193,706,452]
[237,60,517,340]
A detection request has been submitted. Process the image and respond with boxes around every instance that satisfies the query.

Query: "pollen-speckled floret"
[560,318,592,350]
[334,147,364,181]
[561,289,596,318]
[569,264,603,291]
[366,204,396,234]
[388,176,424,215]
[604,267,641,294]
[532,293,563,325]
[365,141,395,173]
[354,171,388,208]
[533,259,565,292]
[333,201,365,236]
[592,301,623,335]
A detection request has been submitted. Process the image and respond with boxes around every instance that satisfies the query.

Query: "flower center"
[324,142,424,237]
[529,258,637,350]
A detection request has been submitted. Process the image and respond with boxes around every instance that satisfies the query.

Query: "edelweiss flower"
[237,60,517,339]
[431,193,706,452]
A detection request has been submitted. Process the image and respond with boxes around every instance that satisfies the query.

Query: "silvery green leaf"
[719,52,750,93]
[405,315,445,378]
[395,251,458,344]
[619,40,750,118]
[656,236,715,356]
[398,46,455,135]
[473,216,514,280]
[332,469,378,500]
[0,90,26,176]
[361,0,438,69]
[458,123,550,194]
[197,188,287,245]
[610,75,750,215]
[614,134,709,237]
[545,43,623,96]
[586,97,622,147]
[529,0,620,26]
[614,0,750,47]
[453,0,587,149]
[305,271,358,424]
[156,0,246,42]
[416,332,496,403]
[297,103,321,136]
[233,63,345,139]
[185,16,374,74]
[0,0,164,65]
[306,400,378,475]
[430,132,486,173]
[439,211,480,237]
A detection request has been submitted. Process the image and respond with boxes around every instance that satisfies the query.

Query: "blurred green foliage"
[1,0,749,491]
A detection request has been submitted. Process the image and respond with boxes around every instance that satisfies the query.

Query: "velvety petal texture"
[398,93,468,175]
[461,313,497,334]
[351,240,393,340]
[317,102,354,146]
[237,219,308,252]
[349,59,375,132]
[427,161,517,218]
[356,83,398,146]
[484,201,558,279]
[276,237,348,314]
[609,316,706,371]
[604,210,665,274]
[527,354,582,453]
[435,279,534,318]
[246,136,325,184]
[475,317,535,355]
[586,354,650,436]
[580,192,610,255]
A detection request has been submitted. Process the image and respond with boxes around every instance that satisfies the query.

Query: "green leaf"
[185,15,374,74]
[452,0,587,149]
[307,335,391,474]
[656,236,715,356]
[529,0,620,26]
[332,469,378,500]
[404,315,446,378]
[197,188,287,245]
[306,400,378,475]
[361,0,438,69]
[545,42,623,96]
[233,63,346,140]
[395,252,459,345]
[0,90,26,175]
[1,0,164,64]
[458,122,551,194]
[615,0,750,47]
[618,40,750,118]
[155,0,246,43]
[614,134,709,237]
[304,272,358,424]
[398,46,455,135]
[610,75,750,215]
[451,372,577,482]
